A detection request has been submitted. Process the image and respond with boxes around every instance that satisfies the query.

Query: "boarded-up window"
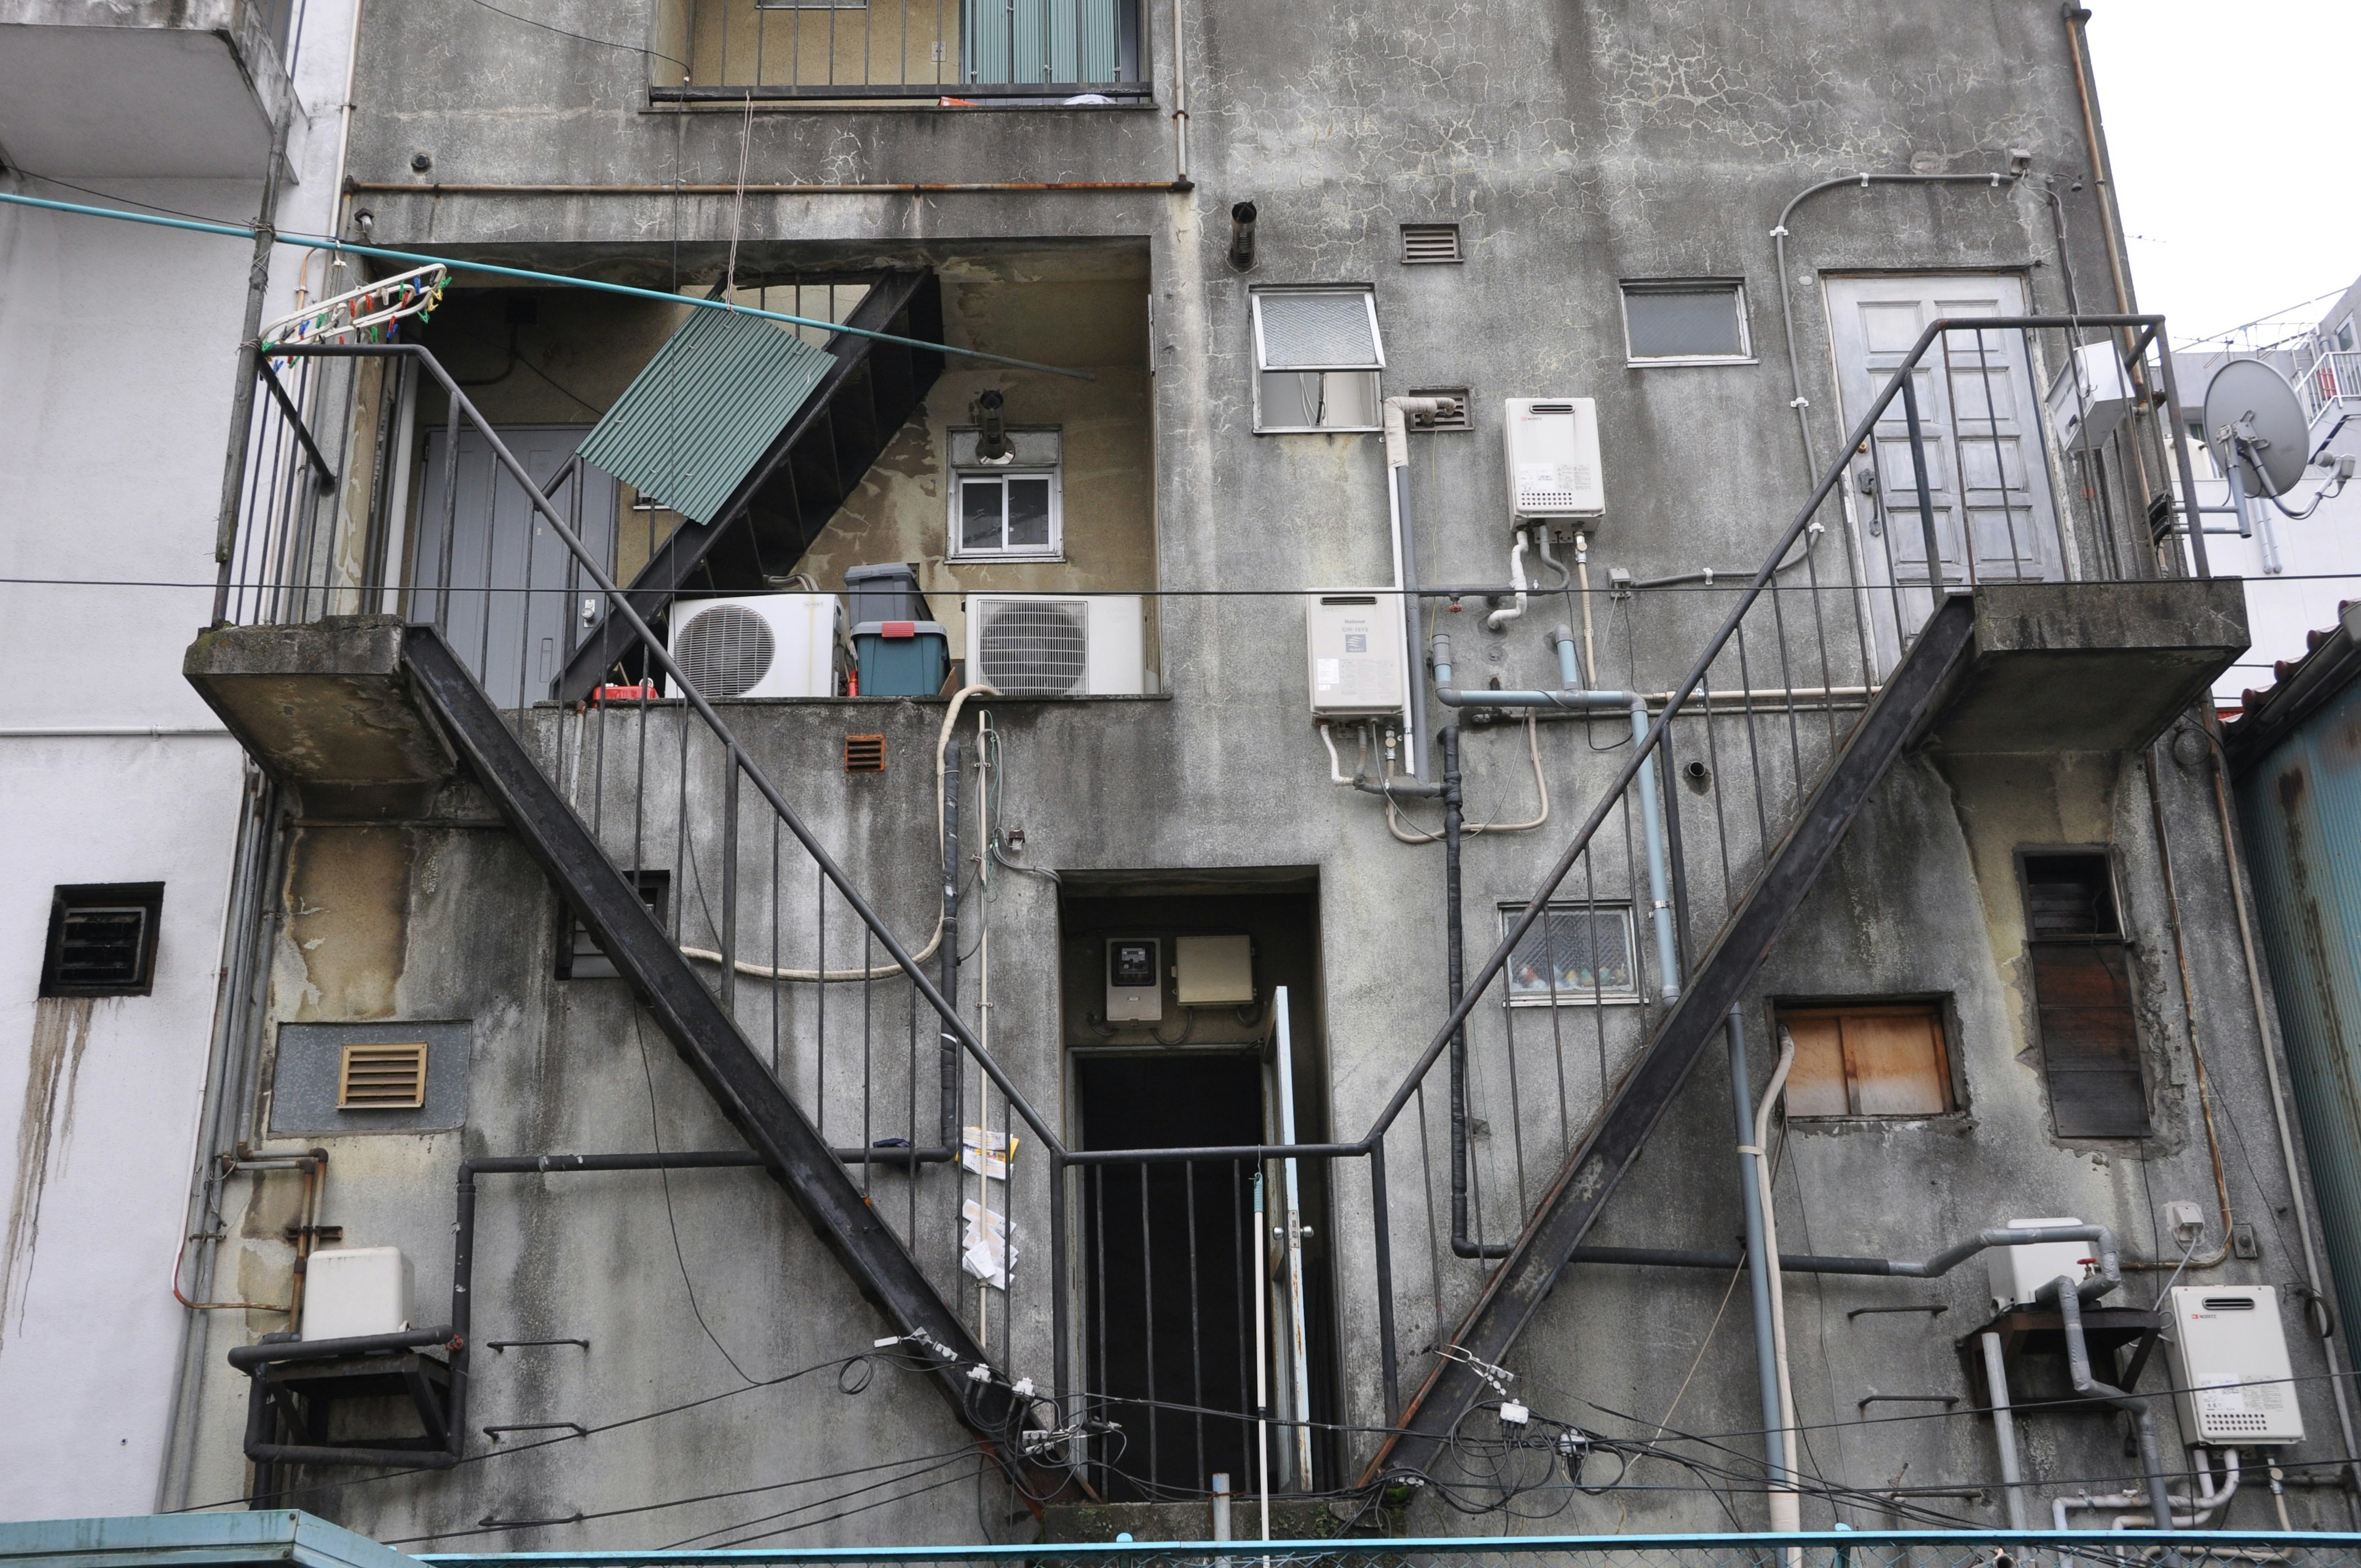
[1779,1002,1953,1118]
[2022,850,2149,1138]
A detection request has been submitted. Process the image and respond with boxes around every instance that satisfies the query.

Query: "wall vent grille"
[1401,223,1463,265]
[1408,387,1473,430]
[338,1043,429,1110]
[844,734,886,773]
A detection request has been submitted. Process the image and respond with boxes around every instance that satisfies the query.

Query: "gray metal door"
[414,424,617,707]
[1823,275,2062,660]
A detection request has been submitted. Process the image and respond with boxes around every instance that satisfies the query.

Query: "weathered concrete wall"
[170,0,2359,1548]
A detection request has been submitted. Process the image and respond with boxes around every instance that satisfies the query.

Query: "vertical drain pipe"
[1728,1008,1790,1516]
[1981,1331,2030,1530]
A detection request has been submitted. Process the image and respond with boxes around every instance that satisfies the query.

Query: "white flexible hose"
[1485,528,1529,630]
[1382,715,1548,844]
[681,683,995,981]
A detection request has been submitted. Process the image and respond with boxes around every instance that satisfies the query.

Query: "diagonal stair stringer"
[1371,592,1980,1483]
[401,625,1014,1438]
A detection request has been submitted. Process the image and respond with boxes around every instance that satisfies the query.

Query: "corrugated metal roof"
[579,307,834,526]
[0,1511,411,1568]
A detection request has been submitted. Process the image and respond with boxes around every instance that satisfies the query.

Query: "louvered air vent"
[674,603,777,698]
[339,1042,429,1110]
[1409,387,1473,430]
[845,734,886,773]
[1401,223,1463,265]
[975,599,1089,695]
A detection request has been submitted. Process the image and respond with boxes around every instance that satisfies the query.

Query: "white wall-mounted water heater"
[965,594,1147,696]
[667,593,845,699]
[1504,398,1605,520]
[2167,1285,2306,1445]
[1306,592,1406,716]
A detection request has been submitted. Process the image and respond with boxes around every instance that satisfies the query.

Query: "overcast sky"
[2084,0,2361,349]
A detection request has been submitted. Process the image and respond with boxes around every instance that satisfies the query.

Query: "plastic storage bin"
[844,563,931,627]
[854,620,949,697]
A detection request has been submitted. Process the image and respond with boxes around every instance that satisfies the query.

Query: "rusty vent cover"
[1401,224,1462,265]
[845,734,886,773]
[338,1042,429,1110]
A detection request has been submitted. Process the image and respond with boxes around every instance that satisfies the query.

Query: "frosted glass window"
[1623,282,1750,362]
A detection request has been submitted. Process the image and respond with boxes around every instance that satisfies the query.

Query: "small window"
[1400,224,1463,265]
[556,870,671,981]
[2338,319,2355,354]
[2019,849,2149,1138]
[41,882,164,997]
[1621,280,1751,364]
[947,427,1062,561]
[338,1042,429,1111]
[1500,903,1640,1005]
[1779,1002,1954,1118]
[1251,288,1384,433]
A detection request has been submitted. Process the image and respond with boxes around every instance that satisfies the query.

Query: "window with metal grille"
[845,734,886,772]
[1407,387,1472,431]
[40,883,163,997]
[1499,903,1639,1005]
[2020,849,2150,1138]
[1621,279,1752,363]
[1779,1001,1955,1118]
[1251,287,1384,433]
[556,870,671,981]
[338,1042,429,1110]
[1400,224,1462,265]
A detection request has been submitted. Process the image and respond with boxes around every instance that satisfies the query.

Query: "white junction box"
[1106,937,1162,1022]
[668,593,845,699]
[1988,1218,2093,1310]
[1176,935,1255,1006]
[2046,341,2138,453]
[1505,398,1605,520]
[1307,593,1406,716]
[302,1246,412,1342]
[2168,1285,2305,1445]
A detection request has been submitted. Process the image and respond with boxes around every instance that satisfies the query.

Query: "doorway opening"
[1061,873,1334,1503]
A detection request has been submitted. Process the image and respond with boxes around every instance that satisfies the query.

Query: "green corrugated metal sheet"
[2237,673,2361,1345]
[578,307,834,526]
[0,1512,410,1568]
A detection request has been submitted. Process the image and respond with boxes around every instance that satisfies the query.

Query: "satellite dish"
[2202,358,2310,498]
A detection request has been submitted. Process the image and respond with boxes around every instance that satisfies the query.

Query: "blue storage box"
[853,619,949,697]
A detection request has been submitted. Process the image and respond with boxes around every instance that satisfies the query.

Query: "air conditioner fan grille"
[676,604,777,699]
[978,601,1088,695]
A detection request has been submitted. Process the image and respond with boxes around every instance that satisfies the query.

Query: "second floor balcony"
[2299,348,2361,428]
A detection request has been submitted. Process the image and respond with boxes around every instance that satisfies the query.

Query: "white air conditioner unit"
[1505,397,1605,520]
[667,593,845,699]
[965,594,1146,696]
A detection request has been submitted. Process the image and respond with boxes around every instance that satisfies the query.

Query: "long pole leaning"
[210,111,294,625]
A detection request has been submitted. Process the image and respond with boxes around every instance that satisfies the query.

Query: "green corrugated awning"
[0,1511,412,1568]
[579,307,836,526]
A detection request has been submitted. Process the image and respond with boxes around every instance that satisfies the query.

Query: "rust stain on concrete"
[1,996,94,1345]
[285,826,413,1020]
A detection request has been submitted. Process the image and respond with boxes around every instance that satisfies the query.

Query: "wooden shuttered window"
[1781,1002,1953,1117]
[2021,850,2150,1138]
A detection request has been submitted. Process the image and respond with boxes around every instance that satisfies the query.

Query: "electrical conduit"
[1755,1025,1801,1533]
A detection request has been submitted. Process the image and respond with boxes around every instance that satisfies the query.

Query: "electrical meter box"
[1504,398,1605,520]
[301,1246,411,1342]
[2046,341,2138,453]
[1987,1218,2093,1310]
[1307,593,1406,716]
[2167,1285,2306,1445]
[1176,935,1255,1006]
[1107,937,1162,1022]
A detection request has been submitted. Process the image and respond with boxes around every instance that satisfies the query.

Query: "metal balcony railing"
[2299,350,2361,426]
[658,0,1146,101]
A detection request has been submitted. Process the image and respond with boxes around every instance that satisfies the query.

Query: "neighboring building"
[10,0,2358,1549]
[0,0,355,1520]
[2172,274,2361,709]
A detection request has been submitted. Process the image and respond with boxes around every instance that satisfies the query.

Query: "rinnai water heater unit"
[1504,398,1605,520]
[668,593,845,699]
[1306,593,1406,716]
[2167,1285,2305,1444]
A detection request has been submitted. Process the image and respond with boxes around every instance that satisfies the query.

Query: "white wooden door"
[1823,275,2063,661]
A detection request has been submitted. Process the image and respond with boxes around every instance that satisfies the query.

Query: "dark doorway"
[1077,1053,1261,1501]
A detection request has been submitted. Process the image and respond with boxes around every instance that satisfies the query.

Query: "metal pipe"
[2050,1277,2178,1532]
[1429,638,1680,1002]
[1755,1029,1801,1534]
[343,179,1189,196]
[1384,396,1459,778]
[210,105,295,624]
[1273,986,1315,1487]
[1727,1009,1789,1503]
[1559,1223,2122,1285]
[1982,1330,2030,1531]
[1442,731,1505,1261]
[1168,0,1190,186]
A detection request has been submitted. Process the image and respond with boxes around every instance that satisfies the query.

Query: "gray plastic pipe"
[2050,1276,2179,1532]
[1982,1331,2030,1531]
[1430,627,1681,1002]
[1727,1010,1790,1500]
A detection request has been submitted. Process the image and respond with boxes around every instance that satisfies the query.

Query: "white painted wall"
[0,0,357,1519]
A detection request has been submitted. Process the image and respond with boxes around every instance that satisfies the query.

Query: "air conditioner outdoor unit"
[666,593,845,699]
[965,594,1147,696]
